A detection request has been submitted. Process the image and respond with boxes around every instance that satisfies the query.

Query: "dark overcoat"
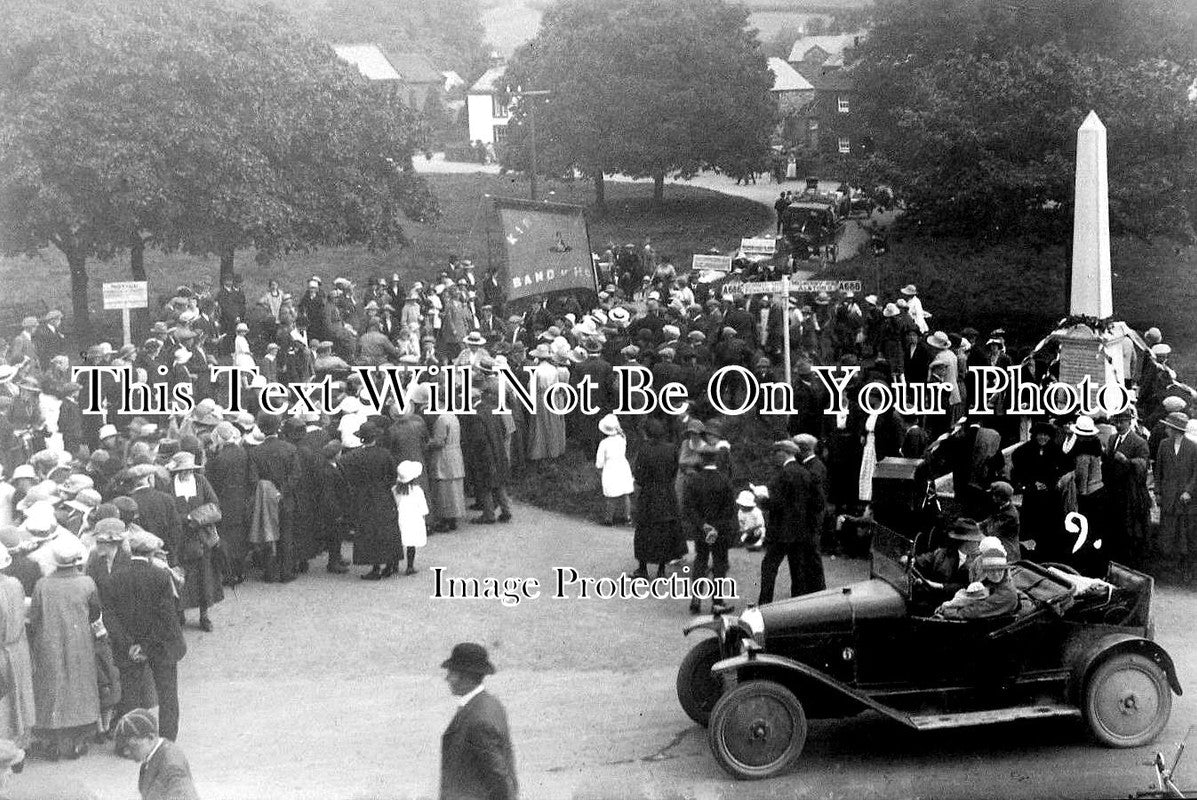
[440,690,518,800]
[338,444,401,565]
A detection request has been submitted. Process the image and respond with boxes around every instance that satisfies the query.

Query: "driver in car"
[911,517,984,596]
[935,539,1019,620]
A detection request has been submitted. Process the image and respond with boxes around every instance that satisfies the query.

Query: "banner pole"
[782,273,792,386]
[122,309,132,348]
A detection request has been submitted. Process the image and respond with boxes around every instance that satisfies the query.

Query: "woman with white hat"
[595,415,633,526]
[1061,415,1107,572]
[936,537,1018,619]
[28,536,100,760]
[0,542,34,761]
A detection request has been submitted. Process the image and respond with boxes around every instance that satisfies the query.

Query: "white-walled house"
[466,65,510,145]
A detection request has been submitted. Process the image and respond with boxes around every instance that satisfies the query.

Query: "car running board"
[908,704,1082,731]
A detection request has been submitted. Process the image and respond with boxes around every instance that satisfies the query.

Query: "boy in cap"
[114,708,199,797]
[736,490,765,550]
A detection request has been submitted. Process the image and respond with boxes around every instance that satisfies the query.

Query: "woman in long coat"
[0,549,34,753]
[426,411,465,531]
[527,347,566,461]
[632,419,687,578]
[29,538,100,760]
[205,422,251,585]
[338,423,402,579]
[167,452,223,631]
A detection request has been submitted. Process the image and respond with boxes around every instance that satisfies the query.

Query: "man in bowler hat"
[440,643,517,800]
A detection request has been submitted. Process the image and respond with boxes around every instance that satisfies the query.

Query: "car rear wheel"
[1084,653,1171,747]
[677,637,724,727]
[708,680,807,780]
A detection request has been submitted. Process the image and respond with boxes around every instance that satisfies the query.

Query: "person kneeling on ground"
[114,708,200,800]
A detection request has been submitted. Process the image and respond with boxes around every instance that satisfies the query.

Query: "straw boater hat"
[926,331,952,350]
[736,490,757,509]
[608,307,630,327]
[1069,415,1099,437]
[395,461,423,484]
[900,284,918,296]
[462,331,487,347]
[882,303,900,318]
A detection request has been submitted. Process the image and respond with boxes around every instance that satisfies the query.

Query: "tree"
[0,0,438,335]
[851,0,1197,242]
[499,0,777,211]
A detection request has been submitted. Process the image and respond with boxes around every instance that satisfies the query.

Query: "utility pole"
[506,86,552,201]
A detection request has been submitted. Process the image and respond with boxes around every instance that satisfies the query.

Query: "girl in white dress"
[393,461,428,576]
[595,414,634,525]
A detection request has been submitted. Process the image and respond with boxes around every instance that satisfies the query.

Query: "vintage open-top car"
[677,527,1181,780]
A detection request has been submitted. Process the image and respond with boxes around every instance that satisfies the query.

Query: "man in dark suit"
[1154,411,1197,581]
[912,518,983,598]
[246,412,301,582]
[128,465,183,563]
[440,642,517,800]
[756,439,825,604]
[1103,410,1151,563]
[108,534,187,743]
[115,708,200,800]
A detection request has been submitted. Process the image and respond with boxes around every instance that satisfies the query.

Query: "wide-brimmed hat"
[926,331,952,350]
[900,284,918,296]
[1164,411,1190,432]
[598,414,622,436]
[882,303,900,318]
[166,452,202,472]
[395,460,423,484]
[1069,415,1099,437]
[441,642,495,676]
[735,490,756,508]
[948,518,984,542]
[463,331,487,347]
[608,307,630,326]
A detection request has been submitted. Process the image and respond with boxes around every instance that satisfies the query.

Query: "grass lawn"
[0,173,770,346]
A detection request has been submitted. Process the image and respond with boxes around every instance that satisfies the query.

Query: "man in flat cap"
[440,642,517,800]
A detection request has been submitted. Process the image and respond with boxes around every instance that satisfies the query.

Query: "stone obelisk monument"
[1059,111,1124,390]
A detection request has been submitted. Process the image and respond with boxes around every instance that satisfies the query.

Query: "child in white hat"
[393,461,428,576]
[736,490,765,550]
[595,415,633,525]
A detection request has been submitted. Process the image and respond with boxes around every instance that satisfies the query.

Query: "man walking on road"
[755,439,825,604]
[440,642,517,800]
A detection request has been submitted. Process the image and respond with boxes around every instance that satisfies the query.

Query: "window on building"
[493,125,509,145]
[491,95,509,119]
[838,136,851,154]
[838,96,850,114]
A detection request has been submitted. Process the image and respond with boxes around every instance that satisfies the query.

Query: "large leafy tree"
[0,0,437,337]
[850,0,1197,242]
[499,0,777,211]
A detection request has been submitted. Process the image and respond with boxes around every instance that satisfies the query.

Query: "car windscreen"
[870,525,914,598]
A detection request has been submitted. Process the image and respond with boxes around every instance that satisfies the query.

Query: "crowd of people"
[0,240,1193,782]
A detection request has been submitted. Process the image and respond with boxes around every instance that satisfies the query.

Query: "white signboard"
[692,254,734,272]
[738,279,863,296]
[102,281,148,310]
[739,237,777,256]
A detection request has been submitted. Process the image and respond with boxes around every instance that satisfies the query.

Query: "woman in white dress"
[595,414,634,525]
[392,461,428,576]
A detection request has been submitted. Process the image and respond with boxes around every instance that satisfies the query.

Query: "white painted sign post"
[691,254,734,272]
[102,281,148,347]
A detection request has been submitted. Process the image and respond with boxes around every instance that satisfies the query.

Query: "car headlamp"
[738,607,764,638]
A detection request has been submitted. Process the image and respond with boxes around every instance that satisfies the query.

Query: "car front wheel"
[708,680,807,780]
[677,636,724,727]
[1084,652,1172,747]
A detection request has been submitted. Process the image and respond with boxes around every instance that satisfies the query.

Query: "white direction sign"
[738,279,863,295]
[740,237,777,256]
[102,281,148,310]
[692,254,734,272]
